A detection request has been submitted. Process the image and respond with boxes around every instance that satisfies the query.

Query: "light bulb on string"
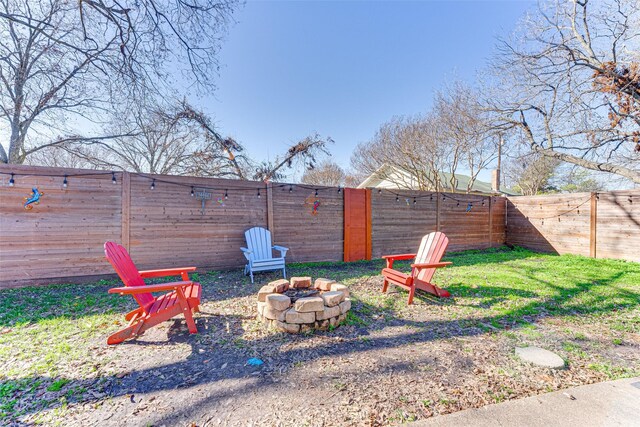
[413,197,417,205]
[442,194,446,201]
[9,173,15,187]
[482,199,485,206]
[315,189,319,197]
[337,186,341,194]
[430,194,433,201]
[457,201,460,207]
[190,187,195,197]
[63,175,68,188]
[290,185,293,193]
[396,195,399,203]
[224,189,228,200]
[257,189,261,198]
[378,189,382,194]
[150,179,155,190]
[111,172,117,184]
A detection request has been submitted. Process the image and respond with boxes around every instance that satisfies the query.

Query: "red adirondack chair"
[104,241,202,345]
[381,232,452,304]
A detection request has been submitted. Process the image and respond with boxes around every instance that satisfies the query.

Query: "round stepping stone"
[515,346,565,369]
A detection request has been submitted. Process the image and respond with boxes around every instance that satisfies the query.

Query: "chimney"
[491,169,500,192]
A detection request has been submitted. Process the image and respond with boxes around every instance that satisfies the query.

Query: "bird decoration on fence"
[24,187,44,210]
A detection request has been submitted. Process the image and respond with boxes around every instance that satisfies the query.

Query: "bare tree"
[351,82,498,192]
[55,100,249,177]
[253,133,332,182]
[46,98,334,181]
[552,166,606,193]
[301,160,347,187]
[351,115,447,191]
[434,82,499,192]
[489,0,640,184]
[165,102,333,181]
[0,0,238,164]
[504,151,559,195]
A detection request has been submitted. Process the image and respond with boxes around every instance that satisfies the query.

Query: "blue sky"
[199,0,536,181]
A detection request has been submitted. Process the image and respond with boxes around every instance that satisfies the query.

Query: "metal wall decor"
[194,188,212,215]
[24,187,44,210]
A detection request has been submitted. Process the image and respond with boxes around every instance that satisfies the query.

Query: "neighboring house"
[357,164,514,195]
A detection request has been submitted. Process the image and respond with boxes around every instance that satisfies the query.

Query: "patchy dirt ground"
[1,248,639,426]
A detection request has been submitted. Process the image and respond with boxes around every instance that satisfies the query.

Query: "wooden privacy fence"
[0,165,506,288]
[506,190,640,263]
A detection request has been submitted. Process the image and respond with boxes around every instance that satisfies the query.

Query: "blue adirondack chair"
[241,226,289,283]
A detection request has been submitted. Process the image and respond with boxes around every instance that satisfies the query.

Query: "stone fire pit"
[256,277,351,333]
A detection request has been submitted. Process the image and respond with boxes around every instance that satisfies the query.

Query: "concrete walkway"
[411,377,640,427]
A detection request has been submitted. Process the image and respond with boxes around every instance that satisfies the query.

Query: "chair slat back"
[244,227,273,261]
[413,232,449,283]
[104,241,154,307]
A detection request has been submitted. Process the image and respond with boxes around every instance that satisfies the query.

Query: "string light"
[430,194,433,201]
[482,199,485,206]
[378,189,382,194]
[337,186,341,194]
[457,201,460,207]
[150,179,155,190]
[413,197,417,205]
[190,186,195,197]
[257,189,261,198]
[290,185,294,193]
[112,172,117,184]
[314,189,318,197]
[63,175,68,188]
[442,194,446,201]
[224,189,228,200]
[396,195,400,203]
[9,173,15,187]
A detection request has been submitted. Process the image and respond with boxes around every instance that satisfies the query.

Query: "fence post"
[266,182,274,238]
[435,192,441,231]
[488,196,493,248]
[365,188,372,260]
[121,171,131,251]
[590,192,597,258]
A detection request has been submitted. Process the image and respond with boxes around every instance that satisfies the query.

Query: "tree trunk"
[7,123,26,164]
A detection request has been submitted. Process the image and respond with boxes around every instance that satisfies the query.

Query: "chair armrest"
[272,245,289,257]
[109,281,194,295]
[411,262,452,269]
[139,267,196,278]
[241,247,252,261]
[382,253,416,269]
[382,253,416,260]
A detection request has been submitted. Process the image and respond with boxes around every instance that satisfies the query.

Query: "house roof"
[357,164,514,195]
